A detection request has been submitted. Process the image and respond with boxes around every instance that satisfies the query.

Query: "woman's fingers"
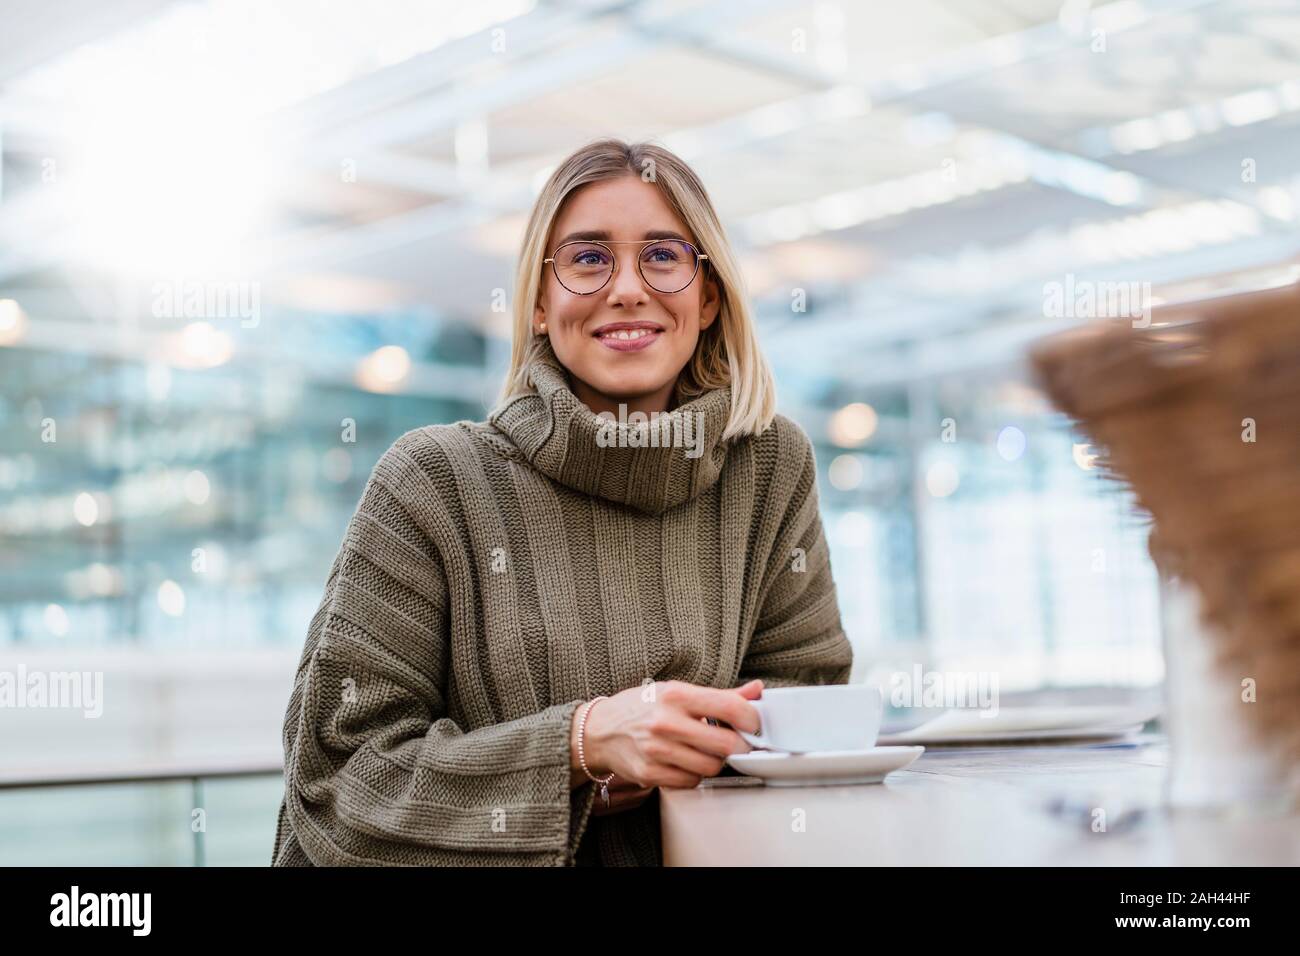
[647,737,732,782]
[658,712,753,758]
[662,680,762,732]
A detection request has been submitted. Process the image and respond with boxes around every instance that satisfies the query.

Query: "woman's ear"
[698,275,722,331]
[533,299,547,334]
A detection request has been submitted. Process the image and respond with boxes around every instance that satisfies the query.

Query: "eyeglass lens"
[552,240,699,294]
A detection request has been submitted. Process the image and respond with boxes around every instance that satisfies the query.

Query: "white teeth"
[602,328,655,340]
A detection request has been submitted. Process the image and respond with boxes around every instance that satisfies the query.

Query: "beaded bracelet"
[578,696,616,808]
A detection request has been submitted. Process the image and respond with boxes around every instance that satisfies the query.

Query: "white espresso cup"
[737,684,883,753]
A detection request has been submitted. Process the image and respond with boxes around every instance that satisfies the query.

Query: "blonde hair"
[496,138,776,440]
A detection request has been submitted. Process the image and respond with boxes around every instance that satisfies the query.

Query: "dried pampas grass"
[1029,282,1300,767]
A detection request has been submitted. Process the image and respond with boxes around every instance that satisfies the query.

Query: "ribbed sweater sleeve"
[277,442,597,866]
[740,423,854,689]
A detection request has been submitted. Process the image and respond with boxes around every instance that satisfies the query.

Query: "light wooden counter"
[659,736,1300,865]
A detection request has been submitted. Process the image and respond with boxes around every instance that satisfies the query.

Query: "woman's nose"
[607,255,651,302]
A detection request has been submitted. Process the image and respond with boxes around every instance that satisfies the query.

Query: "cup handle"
[737,701,766,748]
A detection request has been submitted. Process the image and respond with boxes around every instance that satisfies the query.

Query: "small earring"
[538,322,547,333]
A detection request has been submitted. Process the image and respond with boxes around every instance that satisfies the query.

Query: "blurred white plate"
[877,723,1147,745]
[876,706,1159,746]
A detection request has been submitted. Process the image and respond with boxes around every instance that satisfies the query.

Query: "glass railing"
[0,760,283,866]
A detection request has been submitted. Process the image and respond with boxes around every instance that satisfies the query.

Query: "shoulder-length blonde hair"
[496,138,776,441]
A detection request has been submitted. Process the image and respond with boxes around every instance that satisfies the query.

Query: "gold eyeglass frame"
[543,238,709,296]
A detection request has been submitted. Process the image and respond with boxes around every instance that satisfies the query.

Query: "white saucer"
[725,745,924,786]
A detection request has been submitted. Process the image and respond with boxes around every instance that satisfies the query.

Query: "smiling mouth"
[593,326,663,352]
[596,328,657,341]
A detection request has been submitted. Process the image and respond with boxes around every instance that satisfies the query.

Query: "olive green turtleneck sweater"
[271,339,854,867]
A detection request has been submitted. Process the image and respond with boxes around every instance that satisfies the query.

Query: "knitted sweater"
[271,338,854,867]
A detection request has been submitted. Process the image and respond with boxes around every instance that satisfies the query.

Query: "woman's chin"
[576,365,670,399]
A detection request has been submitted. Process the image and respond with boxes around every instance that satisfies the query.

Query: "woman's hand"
[576,679,764,790]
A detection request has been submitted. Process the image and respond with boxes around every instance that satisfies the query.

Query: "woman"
[272,138,854,867]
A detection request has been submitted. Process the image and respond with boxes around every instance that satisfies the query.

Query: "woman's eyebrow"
[555,229,690,244]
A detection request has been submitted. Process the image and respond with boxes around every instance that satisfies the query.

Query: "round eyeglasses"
[544,238,708,296]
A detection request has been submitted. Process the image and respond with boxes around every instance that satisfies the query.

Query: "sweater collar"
[486,337,734,515]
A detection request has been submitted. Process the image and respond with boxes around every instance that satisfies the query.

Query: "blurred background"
[2,0,1299,864]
